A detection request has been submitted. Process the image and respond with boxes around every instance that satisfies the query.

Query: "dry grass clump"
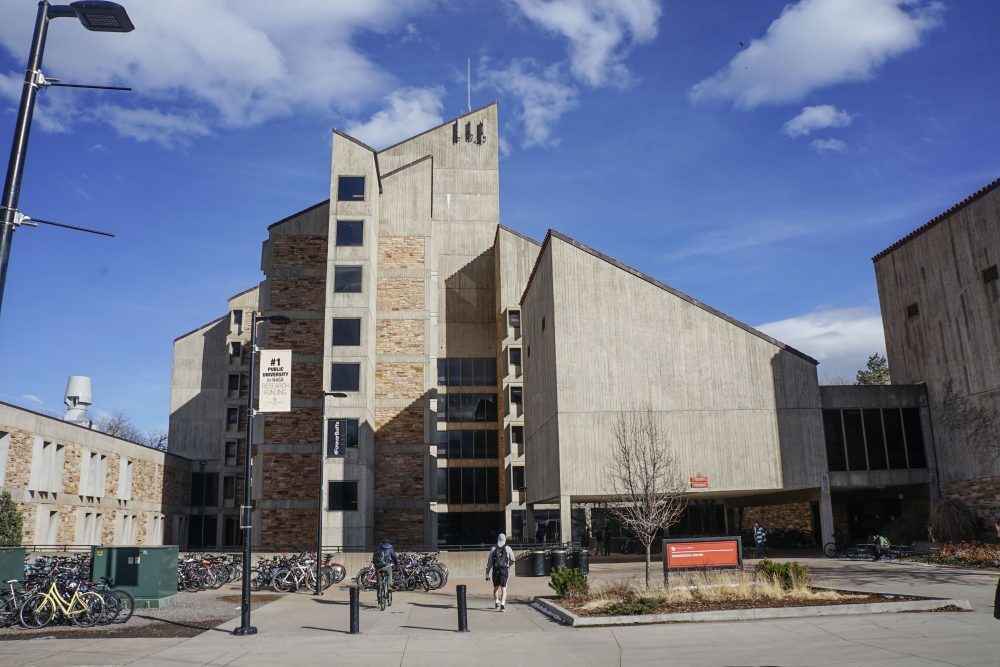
[571,567,862,616]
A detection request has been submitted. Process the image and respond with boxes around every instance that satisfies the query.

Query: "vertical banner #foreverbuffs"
[258,350,292,412]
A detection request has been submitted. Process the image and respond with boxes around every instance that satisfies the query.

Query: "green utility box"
[0,547,26,584]
[90,545,178,608]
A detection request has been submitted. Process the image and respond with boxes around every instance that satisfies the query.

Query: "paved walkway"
[4,557,998,666]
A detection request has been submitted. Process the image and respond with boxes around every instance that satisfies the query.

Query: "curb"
[531,594,973,627]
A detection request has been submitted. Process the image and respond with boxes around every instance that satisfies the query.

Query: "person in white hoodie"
[485,532,516,611]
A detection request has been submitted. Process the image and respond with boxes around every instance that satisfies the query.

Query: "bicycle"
[19,578,105,628]
[376,567,391,611]
[0,578,36,628]
[79,577,135,625]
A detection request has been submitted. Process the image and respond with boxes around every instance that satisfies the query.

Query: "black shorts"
[491,567,509,587]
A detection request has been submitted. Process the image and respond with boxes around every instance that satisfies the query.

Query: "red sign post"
[662,536,743,573]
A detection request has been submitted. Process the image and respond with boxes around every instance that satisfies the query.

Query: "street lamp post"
[317,391,348,595]
[234,311,289,637]
[0,1,134,317]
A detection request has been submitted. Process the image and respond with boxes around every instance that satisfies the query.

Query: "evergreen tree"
[0,490,23,546]
[855,353,890,385]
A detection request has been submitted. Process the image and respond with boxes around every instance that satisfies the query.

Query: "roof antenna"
[467,57,472,112]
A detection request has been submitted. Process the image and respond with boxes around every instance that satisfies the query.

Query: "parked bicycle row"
[355,551,449,593]
[249,553,347,593]
[1,570,134,629]
[177,553,243,592]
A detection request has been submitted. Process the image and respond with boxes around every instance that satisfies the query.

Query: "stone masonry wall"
[374,363,423,400]
[374,509,423,548]
[376,319,424,355]
[373,453,424,500]
[739,502,813,534]
[264,408,323,443]
[376,277,424,311]
[62,447,80,495]
[4,428,32,488]
[378,237,425,270]
[269,277,326,311]
[268,319,325,355]
[375,405,424,444]
[271,235,328,269]
[262,452,320,499]
[291,362,323,398]
[942,476,1000,535]
[261,508,318,549]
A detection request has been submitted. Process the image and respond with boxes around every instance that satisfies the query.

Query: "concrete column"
[525,504,536,542]
[819,475,835,548]
[503,507,513,540]
[559,495,572,543]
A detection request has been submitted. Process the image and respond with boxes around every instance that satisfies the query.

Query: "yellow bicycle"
[19,578,105,628]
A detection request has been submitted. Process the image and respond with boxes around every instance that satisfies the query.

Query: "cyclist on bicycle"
[373,537,400,591]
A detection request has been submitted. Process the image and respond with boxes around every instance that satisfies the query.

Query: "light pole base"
[233,626,258,636]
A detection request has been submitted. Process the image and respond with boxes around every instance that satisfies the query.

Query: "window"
[187,515,217,548]
[232,310,243,331]
[438,394,497,423]
[330,363,361,392]
[541,316,545,331]
[337,176,365,201]
[508,310,520,329]
[510,426,524,445]
[863,409,888,470]
[442,467,499,505]
[825,408,926,472]
[509,348,521,367]
[334,266,363,293]
[226,407,240,430]
[883,409,908,469]
[223,515,241,547]
[983,264,999,284]
[437,358,496,386]
[328,481,359,511]
[191,472,219,507]
[225,441,237,466]
[336,220,364,246]
[327,418,359,457]
[230,341,242,359]
[906,303,919,319]
[822,411,847,472]
[332,318,362,346]
[436,429,498,459]
[228,374,241,396]
[901,408,927,468]
[117,459,133,501]
[842,409,867,471]
[223,476,236,508]
[0,431,10,487]
[512,466,525,490]
[510,386,523,407]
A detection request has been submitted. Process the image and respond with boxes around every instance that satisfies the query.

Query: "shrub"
[938,542,1000,568]
[754,559,808,590]
[929,498,980,543]
[602,596,662,615]
[549,567,589,598]
[0,491,23,546]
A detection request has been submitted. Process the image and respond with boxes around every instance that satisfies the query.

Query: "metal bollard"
[456,584,469,632]
[349,586,360,634]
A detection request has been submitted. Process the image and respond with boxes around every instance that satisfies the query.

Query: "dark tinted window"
[230,342,242,358]
[510,386,523,405]
[337,176,365,201]
[823,410,846,472]
[227,408,239,426]
[191,473,219,508]
[863,409,888,470]
[436,468,448,503]
[512,466,525,489]
[332,318,361,346]
[330,363,360,391]
[437,359,447,385]
[336,220,363,246]
[334,266,362,293]
[327,418,359,457]
[228,374,240,392]
[842,409,867,471]
[883,409,908,469]
[902,408,927,468]
[509,348,521,366]
[511,425,523,444]
[508,311,520,328]
[328,481,358,511]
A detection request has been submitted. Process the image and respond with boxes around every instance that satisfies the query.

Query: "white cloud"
[95,106,210,149]
[783,105,854,137]
[20,394,45,408]
[480,59,578,148]
[0,0,437,145]
[344,87,444,149]
[756,307,886,382]
[663,220,807,262]
[690,0,943,108]
[511,0,661,87]
[810,138,847,153]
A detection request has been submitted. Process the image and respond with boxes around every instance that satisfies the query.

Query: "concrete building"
[169,105,948,551]
[874,178,1000,529]
[0,401,188,547]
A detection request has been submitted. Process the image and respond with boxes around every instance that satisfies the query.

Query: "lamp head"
[65,2,135,32]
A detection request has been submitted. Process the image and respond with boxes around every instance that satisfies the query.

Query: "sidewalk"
[3,557,998,666]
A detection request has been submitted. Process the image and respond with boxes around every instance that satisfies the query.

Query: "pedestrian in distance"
[602,525,611,556]
[753,521,767,558]
[485,532,516,611]
[594,527,603,556]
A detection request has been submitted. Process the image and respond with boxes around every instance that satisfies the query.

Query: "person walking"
[753,521,767,558]
[594,527,603,556]
[602,526,611,556]
[485,533,516,611]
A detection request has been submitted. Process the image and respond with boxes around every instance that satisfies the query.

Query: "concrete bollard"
[456,584,469,632]
[349,586,360,634]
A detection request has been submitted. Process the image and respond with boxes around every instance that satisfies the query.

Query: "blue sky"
[0,0,997,434]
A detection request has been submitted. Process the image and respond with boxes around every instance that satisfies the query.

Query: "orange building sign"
[662,537,743,572]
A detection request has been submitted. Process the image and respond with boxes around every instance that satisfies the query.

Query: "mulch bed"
[568,590,920,617]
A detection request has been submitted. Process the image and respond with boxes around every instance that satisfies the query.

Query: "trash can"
[550,548,568,569]
[90,545,178,608]
[0,548,25,583]
[531,549,547,576]
[570,548,589,575]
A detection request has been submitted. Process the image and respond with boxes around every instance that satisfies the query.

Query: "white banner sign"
[258,350,292,412]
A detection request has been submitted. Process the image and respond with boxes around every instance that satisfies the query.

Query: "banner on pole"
[258,350,292,412]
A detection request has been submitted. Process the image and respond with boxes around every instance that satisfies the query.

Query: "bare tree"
[606,406,687,589]
[145,428,169,451]
[938,380,1000,467]
[95,411,167,450]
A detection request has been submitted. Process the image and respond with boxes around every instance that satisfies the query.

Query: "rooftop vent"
[63,376,93,427]
[906,303,920,319]
[983,264,998,284]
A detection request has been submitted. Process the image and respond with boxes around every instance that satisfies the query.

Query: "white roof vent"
[63,375,93,427]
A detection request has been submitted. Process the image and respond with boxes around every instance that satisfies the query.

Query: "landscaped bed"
[535,560,971,626]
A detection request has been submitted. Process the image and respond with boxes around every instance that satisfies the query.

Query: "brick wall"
[374,509,423,548]
[62,447,81,495]
[271,235,328,269]
[17,503,35,543]
[374,453,424,500]
[106,453,120,499]
[264,408,322,443]
[270,277,326,310]
[133,460,158,502]
[376,319,424,355]
[377,277,424,311]
[58,509,75,544]
[378,237,425,269]
[375,406,424,444]
[374,363,423,400]
[262,452,320,499]
[739,502,813,533]
[261,508,317,549]
[291,362,323,398]
[268,319,325,355]
[942,475,1000,532]
[5,429,32,488]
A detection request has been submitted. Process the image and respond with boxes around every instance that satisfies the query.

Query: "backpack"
[492,546,512,570]
[373,547,391,567]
